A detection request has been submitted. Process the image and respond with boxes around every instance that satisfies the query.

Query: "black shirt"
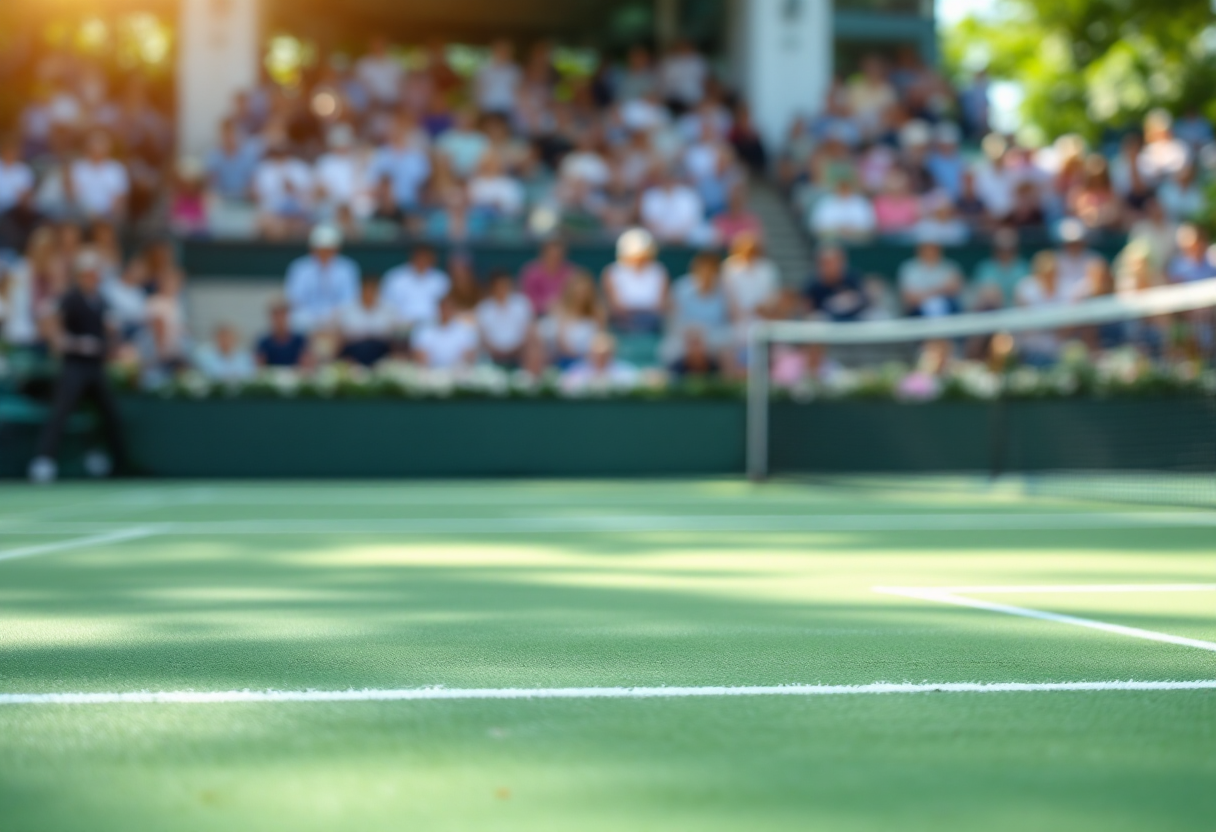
[803,271,868,322]
[59,287,109,363]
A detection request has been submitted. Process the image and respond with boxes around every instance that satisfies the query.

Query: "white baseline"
[0,528,157,564]
[2,679,1215,706]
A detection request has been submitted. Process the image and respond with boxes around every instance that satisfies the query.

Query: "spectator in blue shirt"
[368,115,432,213]
[803,245,868,322]
[284,224,361,332]
[205,120,261,202]
[926,123,966,199]
[1166,225,1216,284]
[256,300,310,368]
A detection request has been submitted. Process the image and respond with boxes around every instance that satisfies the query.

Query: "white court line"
[1,679,1214,706]
[875,585,1216,653]
[0,528,157,564]
[912,585,1216,594]
[0,512,1213,537]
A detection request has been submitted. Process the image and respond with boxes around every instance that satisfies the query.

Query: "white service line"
[876,586,1216,653]
[0,512,1214,537]
[2,679,1214,706]
[0,527,157,564]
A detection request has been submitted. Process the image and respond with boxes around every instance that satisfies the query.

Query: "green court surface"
[0,479,1213,831]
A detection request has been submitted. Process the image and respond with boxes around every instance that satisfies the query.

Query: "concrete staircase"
[748,179,815,286]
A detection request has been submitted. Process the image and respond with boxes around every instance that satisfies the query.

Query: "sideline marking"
[875,585,1216,653]
[0,512,1214,537]
[1,679,1214,706]
[0,528,157,564]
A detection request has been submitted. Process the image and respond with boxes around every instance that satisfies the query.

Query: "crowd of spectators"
[786,55,1214,247]
[194,37,764,246]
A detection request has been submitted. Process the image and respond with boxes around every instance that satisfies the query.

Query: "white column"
[735,0,832,150]
[177,0,261,158]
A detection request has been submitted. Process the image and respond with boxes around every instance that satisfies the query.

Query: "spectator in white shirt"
[559,131,612,191]
[476,40,522,116]
[721,232,780,325]
[67,132,129,222]
[194,324,257,383]
[313,124,366,221]
[561,332,639,393]
[284,224,361,332]
[254,141,314,239]
[658,41,708,111]
[355,37,404,107]
[368,115,432,213]
[381,244,451,327]
[339,277,395,366]
[898,241,964,317]
[476,269,534,367]
[640,169,707,245]
[1138,109,1191,185]
[412,294,479,369]
[0,136,35,216]
[436,107,490,179]
[602,228,669,334]
[1054,218,1103,303]
[810,178,876,241]
[146,270,188,370]
[468,152,526,220]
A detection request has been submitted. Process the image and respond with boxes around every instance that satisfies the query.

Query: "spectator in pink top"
[873,169,921,235]
[519,238,576,315]
[712,186,763,246]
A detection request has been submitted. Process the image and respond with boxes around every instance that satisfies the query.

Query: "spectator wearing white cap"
[284,224,360,333]
[66,132,129,222]
[602,228,669,334]
[1053,218,1104,303]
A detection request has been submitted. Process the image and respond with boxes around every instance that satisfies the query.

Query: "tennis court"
[1,479,1214,831]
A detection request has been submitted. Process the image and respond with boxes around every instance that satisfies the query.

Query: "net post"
[747,322,770,482]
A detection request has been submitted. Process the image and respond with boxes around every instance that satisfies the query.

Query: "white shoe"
[84,451,113,479]
[28,457,57,485]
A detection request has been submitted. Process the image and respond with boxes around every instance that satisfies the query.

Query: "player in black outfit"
[28,250,127,483]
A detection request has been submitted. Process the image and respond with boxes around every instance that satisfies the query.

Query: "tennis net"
[746,279,1216,508]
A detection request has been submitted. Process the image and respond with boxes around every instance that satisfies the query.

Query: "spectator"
[256,300,310,368]
[721,232,779,325]
[476,269,534,367]
[381,244,450,327]
[412,294,479,369]
[926,123,966,198]
[205,120,260,203]
[670,328,721,378]
[561,332,639,392]
[445,252,483,313]
[67,131,129,222]
[972,228,1029,308]
[468,152,526,220]
[1125,197,1177,270]
[284,224,361,332]
[897,240,963,317]
[1,227,64,349]
[615,46,657,102]
[1069,155,1123,231]
[666,251,730,359]
[712,185,763,246]
[728,104,767,174]
[810,177,876,241]
[476,40,522,117]
[913,192,969,246]
[1166,225,1216,284]
[314,124,366,222]
[339,276,395,366]
[145,271,188,372]
[659,40,709,112]
[1139,109,1191,185]
[873,170,922,236]
[1015,251,1066,365]
[195,324,257,382]
[639,168,707,245]
[1054,219,1103,302]
[436,107,490,179]
[368,115,432,216]
[520,238,575,315]
[0,135,35,219]
[253,140,314,239]
[355,36,404,108]
[1158,165,1207,223]
[545,271,603,368]
[602,228,668,334]
[803,246,868,322]
[104,257,149,344]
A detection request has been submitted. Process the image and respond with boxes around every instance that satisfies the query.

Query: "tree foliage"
[944,0,1216,142]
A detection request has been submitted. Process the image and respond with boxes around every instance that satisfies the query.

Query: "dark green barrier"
[2,396,1207,478]
[180,240,705,281]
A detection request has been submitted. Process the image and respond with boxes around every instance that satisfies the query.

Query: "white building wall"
[177,0,261,158]
[735,0,832,150]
